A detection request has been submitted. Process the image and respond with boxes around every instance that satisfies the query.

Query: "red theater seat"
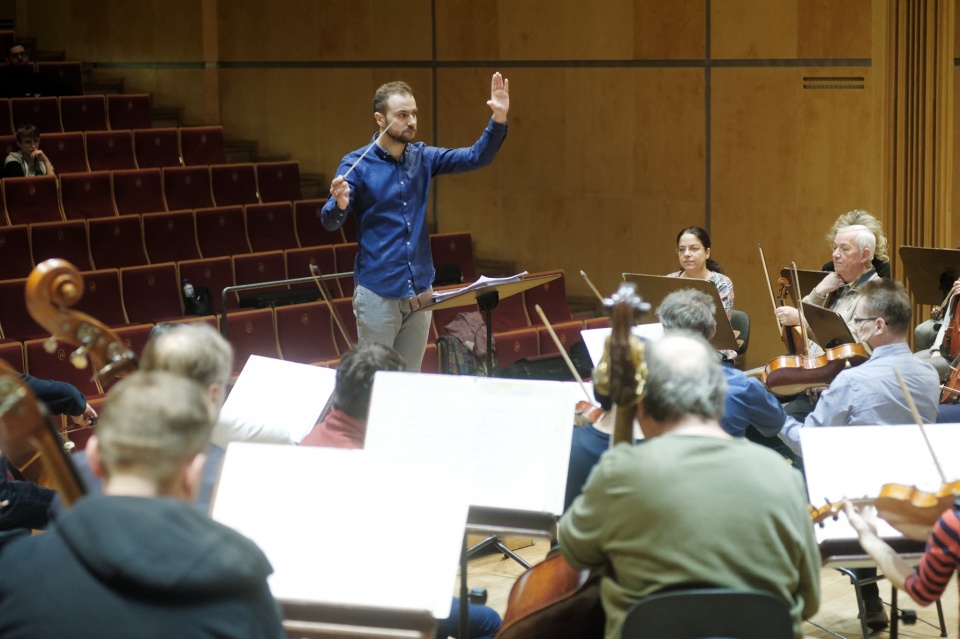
[275,301,340,365]
[223,308,281,377]
[195,205,249,258]
[142,210,201,264]
[120,263,184,324]
[85,130,136,172]
[162,166,213,211]
[4,175,62,225]
[42,131,89,174]
[293,199,345,247]
[255,161,302,202]
[112,168,165,215]
[210,163,259,207]
[60,95,108,133]
[11,97,62,134]
[177,256,234,314]
[0,224,32,279]
[107,94,152,131]
[60,171,116,220]
[88,215,148,269]
[246,201,297,252]
[134,127,182,169]
[180,126,226,166]
[30,219,92,271]
[523,270,573,326]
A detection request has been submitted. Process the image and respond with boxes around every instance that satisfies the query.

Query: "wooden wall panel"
[219,68,434,176]
[436,67,704,300]
[25,0,202,61]
[217,0,432,62]
[711,67,880,367]
[437,0,704,61]
[713,0,871,60]
[119,69,206,125]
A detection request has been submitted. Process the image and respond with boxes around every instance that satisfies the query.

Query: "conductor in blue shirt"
[322,73,510,371]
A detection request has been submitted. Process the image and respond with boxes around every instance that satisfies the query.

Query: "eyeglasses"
[9,51,28,59]
[676,245,703,255]
[851,316,879,324]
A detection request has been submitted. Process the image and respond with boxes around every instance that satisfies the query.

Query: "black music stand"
[899,246,960,306]
[416,273,561,638]
[778,267,830,306]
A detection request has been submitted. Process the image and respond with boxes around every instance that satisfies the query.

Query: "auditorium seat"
[112,168,165,215]
[36,62,83,97]
[177,256,234,314]
[134,127,182,169]
[223,308,281,377]
[0,134,15,157]
[490,290,530,333]
[162,166,213,211]
[293,199,345,247]
[0,224,32,280]
[85,130,136,172]
[60,171,116,220]
[42,131,88,174]
[537,320,584,357]
[142,209,200,263]
[88,215,148,269]
[112,323,155,359]
[274,301,340,365]
[333,243,359,297]
[284,246,340,297]
[0,340,24,373]
[107,94,152,131]
[120,263,184,324]
[245,201,297,252]
[210,163,259,207]
[331,297,358,354]
[11,97,62,134]
[179,126,226,166]
[583,316,610,330]
[59,95,108,132]
[430,232,477,283]
[255,161,303,202]
[231,250,288,304]
[24,337,102,398]
[70,269,128,328]
[195,205,250,258]
[4,175,62,225]
[30,219,92,271]
[421,343,439,374]
[523,270,573,326]
[0,278,45,341]
[491,327,540,369]
[0,99,12,136]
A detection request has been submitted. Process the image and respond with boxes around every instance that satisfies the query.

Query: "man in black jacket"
[0,371,285,638]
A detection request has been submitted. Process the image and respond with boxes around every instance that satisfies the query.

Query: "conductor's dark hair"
[676,226,723,274]
[333,343,407,421]
[373,81,413,114]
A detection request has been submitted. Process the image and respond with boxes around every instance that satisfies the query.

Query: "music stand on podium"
[899,246,960,306]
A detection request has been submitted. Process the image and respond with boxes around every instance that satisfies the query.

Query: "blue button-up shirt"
[779,342,940,455]
[721,363,787,438]
[322,119,508,300]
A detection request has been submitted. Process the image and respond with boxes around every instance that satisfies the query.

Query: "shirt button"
[403,202,406,206]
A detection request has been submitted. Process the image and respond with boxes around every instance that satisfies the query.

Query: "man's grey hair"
[642,333,726,424]
[140,322,233,389]
[836,224,876,256]
[656,289,717,340]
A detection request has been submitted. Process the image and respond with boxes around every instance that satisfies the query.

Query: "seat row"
[0,163,305,225]
[0,126,227,173]
[0,269,591,391]
[0,93,152,136]
[0,235,481,339]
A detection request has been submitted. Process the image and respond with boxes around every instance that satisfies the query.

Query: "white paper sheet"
[580,324,663,368]
[211,443,468,619]
[364,372,574,515]
[219,355,336,444]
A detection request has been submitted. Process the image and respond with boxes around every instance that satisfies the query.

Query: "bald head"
[641,333,726,425]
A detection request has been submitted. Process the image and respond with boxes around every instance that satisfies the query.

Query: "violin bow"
[534,304,593,404]
[309,263,354,349]
[894,368,948,484]
[758,245,787,339]
[789,262,813,357]
[579,270,605,304]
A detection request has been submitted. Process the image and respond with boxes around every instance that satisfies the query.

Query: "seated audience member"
[0,371,285,638]
[0,42,76,98]
[4,124,54,178]
[300,343,502,639]
[0,375,96,531]
[560,333,820,639]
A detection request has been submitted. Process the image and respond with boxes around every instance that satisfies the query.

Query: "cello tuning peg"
[43,336,57,354]
[69,346,89,370]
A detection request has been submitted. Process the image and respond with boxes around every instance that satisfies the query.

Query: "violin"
[497,283,649,639]
[940,356,960,404]
[761,342,870,397]
[7,258,137,488]
[759,246,805,357]
[936,291,960,360]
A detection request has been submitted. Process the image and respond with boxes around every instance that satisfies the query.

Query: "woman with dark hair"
[667,226,734,318]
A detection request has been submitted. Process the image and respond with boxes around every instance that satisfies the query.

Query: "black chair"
[621,587,794,639]
[729,309,750,358]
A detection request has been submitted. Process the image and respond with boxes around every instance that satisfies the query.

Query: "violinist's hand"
[842,498,879,538]
[951,278,960,297]
[775,306,801,326]
[330,175,350,211]
[813,272,845,297]
[69,403,98,428]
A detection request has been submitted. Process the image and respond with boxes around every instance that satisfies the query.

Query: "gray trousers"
[353,285,432,372]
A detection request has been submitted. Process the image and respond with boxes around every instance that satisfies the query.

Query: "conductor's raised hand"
[487,72,509,123]
[330,175,351,210]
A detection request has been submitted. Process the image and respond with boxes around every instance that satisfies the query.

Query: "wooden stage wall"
[18,0,960,368]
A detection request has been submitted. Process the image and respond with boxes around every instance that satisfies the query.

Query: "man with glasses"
[777,278,939,631]
[1,42,76,98]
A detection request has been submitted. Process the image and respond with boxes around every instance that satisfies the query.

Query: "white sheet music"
[431,271,529,303]
[580,324,664,368]
[801,425,947,543]
[211,443,468,619]
[364,372,573,515]
[219,355,336,444]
